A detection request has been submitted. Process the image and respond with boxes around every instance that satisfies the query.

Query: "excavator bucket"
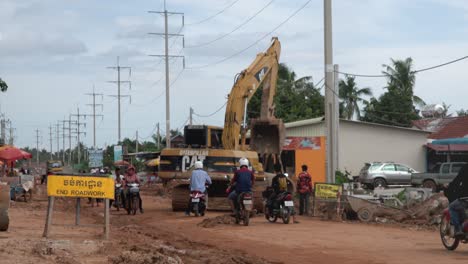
[250,118,285,155]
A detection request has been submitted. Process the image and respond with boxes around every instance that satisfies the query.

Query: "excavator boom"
[222,37,285,156]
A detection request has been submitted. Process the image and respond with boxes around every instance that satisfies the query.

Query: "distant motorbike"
[188,190,207,217]
[235,192,253,226]
[263,188,294,224]
[126,183,141,215]
[440,206,468,250]
[110,183,123,211]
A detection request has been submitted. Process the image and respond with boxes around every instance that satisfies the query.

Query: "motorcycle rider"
[444,163,468,238]
[123,166,144,214]
[270,164,299,224]
[226,158,255,215]
[185,161,212,216]
[112,167,124,208]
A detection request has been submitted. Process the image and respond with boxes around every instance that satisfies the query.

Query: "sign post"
[88,149,104,168]
[312,182,342,217]
[43,173,114,239]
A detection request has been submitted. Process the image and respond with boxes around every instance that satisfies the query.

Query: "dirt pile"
[197,214,236,228]
[110,250,183,264]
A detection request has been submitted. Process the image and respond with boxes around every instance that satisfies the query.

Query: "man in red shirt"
[297,164,313,215]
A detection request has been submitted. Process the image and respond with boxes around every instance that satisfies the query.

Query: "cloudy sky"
[1,0,468,150]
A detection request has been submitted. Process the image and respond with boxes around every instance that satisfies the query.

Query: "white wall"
[339,121,429,176]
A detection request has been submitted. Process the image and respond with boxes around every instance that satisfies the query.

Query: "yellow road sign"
[47,175,114,199]
[314,183,342,199]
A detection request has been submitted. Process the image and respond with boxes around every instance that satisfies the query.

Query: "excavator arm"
[222,37,285,157]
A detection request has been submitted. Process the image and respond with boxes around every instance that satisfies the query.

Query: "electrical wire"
[131,68,185,107]
[185,0,275,48]
[186,0,312,69]
[186,0,241,26]
[193,101,228,117]
[336,55,468,78]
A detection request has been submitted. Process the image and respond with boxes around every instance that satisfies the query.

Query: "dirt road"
[1,186,467,264]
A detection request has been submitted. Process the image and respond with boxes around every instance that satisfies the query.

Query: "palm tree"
[0,78,7,92]
[338,76,372,120]
[381,58,425,107]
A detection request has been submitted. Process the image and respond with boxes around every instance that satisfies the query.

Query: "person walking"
[297,165,313,215]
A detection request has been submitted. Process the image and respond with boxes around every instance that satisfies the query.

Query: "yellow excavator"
[159,37,285,211]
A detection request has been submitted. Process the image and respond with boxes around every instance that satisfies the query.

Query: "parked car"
[411,162,467,192]
[358,162,418,188]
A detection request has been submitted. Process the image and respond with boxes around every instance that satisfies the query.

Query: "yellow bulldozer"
[159,37,286,211]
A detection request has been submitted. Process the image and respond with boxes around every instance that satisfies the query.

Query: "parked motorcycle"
[126,183,141,215]
[235,192,253,226]
[440,207,468,250]
[263,188,294,224]
[110,183,123,211]
[188,191,207,217]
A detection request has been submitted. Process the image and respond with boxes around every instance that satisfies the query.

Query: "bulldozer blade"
[250,118,285,155]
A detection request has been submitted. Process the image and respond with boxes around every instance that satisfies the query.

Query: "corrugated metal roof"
[285,117,430,134]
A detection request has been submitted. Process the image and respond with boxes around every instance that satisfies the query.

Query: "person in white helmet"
[185,160,212,216]
[226,158,255,215]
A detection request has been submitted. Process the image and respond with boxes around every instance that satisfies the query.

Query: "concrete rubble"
[344,187,449,224]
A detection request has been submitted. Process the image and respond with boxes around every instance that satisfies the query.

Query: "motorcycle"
[188,191,207,217]
[235,192,253,226]
[126,183,141,215]
[110,183,123,211]
[440,207,468,250]
[263,188,294,224]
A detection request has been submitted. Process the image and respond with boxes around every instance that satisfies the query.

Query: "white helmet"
[194,161,203,169]
[239,158,249,167]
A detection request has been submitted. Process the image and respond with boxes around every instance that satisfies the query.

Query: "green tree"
[338,76,372,120]
[457,109,468,117]
[362,58,424,127]
[382,58,425,107]
[248,63,324,123]
[0,78,7,92]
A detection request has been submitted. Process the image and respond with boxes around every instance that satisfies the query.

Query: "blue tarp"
[432,137,468,145]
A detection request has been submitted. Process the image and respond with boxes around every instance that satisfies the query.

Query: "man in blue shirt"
[226,158,255,215]
[185,161,211,215]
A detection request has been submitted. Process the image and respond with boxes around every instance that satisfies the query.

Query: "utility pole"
[35,129,41,164]
[85,86,104,148]
[71,108,89,164]
[189,107,193,125]
[1,118,6,145]
[149,3,185,148]
[157,123,161,150]
[67,115,78,166]
[56,122,60,157]
[136,130,139,153]
[8,121,14,146]
[107,57,131,143]
[324,0,338,183]
[48,125,53,159]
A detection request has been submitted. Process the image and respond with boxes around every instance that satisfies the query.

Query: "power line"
[186,0,275,48]
[193,101,227,117]
[186,0,312,69]
[336,55,468,78]
[186,0,241,26]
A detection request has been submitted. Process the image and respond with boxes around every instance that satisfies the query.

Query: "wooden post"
[42,196,55,237]
[104,198,109,240]
[75,198,81,225]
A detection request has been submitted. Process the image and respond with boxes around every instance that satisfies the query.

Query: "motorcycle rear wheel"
[194,203,199,217]
[282,208,291,224]
[264,206,277,223]
[131,196,138,215]
[243,210,250,226]
[440,217,459,251]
